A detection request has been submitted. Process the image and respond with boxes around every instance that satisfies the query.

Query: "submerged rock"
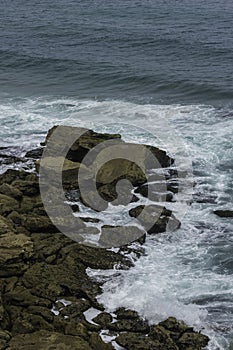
[214,209,233,218]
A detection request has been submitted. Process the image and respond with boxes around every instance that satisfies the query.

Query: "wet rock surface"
[0,126,209,349]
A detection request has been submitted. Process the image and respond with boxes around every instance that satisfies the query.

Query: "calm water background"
[0,1,233,349]
[0,0,233,105]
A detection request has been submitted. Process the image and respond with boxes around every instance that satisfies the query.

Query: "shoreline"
[0,125,209,349]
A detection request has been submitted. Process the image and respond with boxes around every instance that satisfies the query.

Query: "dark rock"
[7,330,92,350]
[12,179,39,196]
[65,321,89,339]
[0,233,33,277]
[22,261,99,301]
[0,215,16,234]
[214,210,233,218]
[92,312,113,327]
[0,330,11,349]
[177,331,209,350]
[129,205,181,234]
[71,204,80,212]
[0,194,19,216]
[19,196,42,214]
[115,307,139,320]
[96,158,147,188]
[0,169,37,186]
[0,183,22,199]
[36,156,87,189]
[4,285,52,308]
[0,128,208,350]
[12,310,54,334]
[146,145,174,168]
[21,214,59,233]
[80,217,100,223]
[115,331,177,350]
[158,316,192,335]
[98,182,139,204]
[61,243,133,270]
[89,332,114,350]
[25,148,44,159]
[135,184,174,202]
[44,125,121,163]
[109,317,150,333]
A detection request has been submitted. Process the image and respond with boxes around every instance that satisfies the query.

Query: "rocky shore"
[0,126,209,349]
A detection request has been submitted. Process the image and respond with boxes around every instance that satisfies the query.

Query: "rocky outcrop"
[114,315,208,350]
[0,126,209,349]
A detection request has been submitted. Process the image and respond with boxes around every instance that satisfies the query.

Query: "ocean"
[0,0,232,348]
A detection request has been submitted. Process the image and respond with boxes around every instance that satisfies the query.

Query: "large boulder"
[41,126,173,192]
[44,125,121,162]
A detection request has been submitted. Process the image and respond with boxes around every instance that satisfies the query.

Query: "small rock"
[92,312,113,327]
